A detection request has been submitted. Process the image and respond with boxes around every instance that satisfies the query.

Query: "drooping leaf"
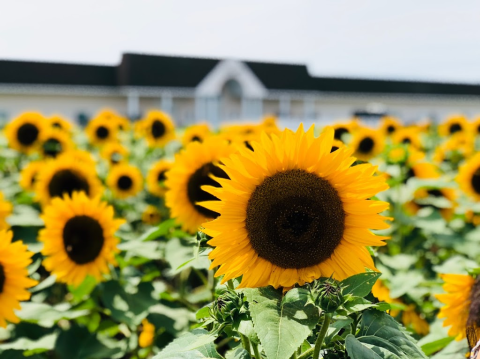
[346,335,383,359]
[153,328,220,359]
[245,287,320,359]
[341,272,382,298]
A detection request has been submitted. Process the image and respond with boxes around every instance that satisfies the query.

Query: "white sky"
[0,0,479,83]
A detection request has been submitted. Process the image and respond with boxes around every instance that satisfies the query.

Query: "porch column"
[127,91,140,120]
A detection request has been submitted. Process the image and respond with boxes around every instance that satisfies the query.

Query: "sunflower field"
[0,110,479,359]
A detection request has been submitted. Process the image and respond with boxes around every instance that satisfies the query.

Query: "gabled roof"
[0,53,479,96]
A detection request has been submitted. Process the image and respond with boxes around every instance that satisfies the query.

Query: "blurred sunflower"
[138,319,155,348]
[402,305,430,335]
[19,160,44,191]
[458,153,480,201]
[406,187,457,221]
[471,116,480,135]
[101,142,129,166]
[57,149,96,167]
[436,274,478,346]
[4,112,46,153]
[146,160,172,197]
[434,132,475,164]
[0,192,12,230]
[404,161,440,183]
[350,128,384,161]
[386,145,408,164]
[439,115,469,136]
[35,157,103,206]
[380,116,402,135]
[143,110,175,148]
[330,139,345,153]
[466,210,480,226]
[181,123,211,146]
[332,121,356,142]
[39,192,124,286]
[39,128,74,158]
[113,116,130,131]
[260,115,280,133]
[165,137,235,233]
[106,163,143,199]
[392,128,422,149]
[85,116,118,145]
[142,205,162,225]
[0,230,37,328]
[48,115,73,133]
[201,125,390,288]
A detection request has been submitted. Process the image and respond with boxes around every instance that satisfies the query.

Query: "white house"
[0,53,480,127]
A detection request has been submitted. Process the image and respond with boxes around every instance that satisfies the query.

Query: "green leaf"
[68,275,98,302]
[30,275,57,293]
[139,218,177,241]
[344,297,377,312]
[225,347,252,359]
[16,302,90,328]
[341,272,382,298]
[421,337,454,356]
[346,335,383,359]
[100,281,157,327]
[389,272,424,298]
[153,328,221,359]
[354,309,428,358]
[431,338,468,359]
[244,287,320,359]
[0,333,57,353]
[196,306,211,321]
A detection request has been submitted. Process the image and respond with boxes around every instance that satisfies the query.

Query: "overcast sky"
[1,0,479,83]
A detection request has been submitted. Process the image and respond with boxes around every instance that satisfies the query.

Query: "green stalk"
[252,341,262,358]
[240,333,252,355]
[312,313,331,359]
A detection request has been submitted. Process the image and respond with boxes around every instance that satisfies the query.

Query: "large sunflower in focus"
[439,115,469,136]
[0,230,37,328]
[350,128,384,161]
[165,137,235,233]
[39,128,74,158]
[142,110,175,148]
[4,112,46,153]
[201,125,390,288]
[86,116,118,146]
[39,192,124,286]
[458,153,480,201]
[106,163,143,199]
[147,160,172,197]
[35,157,103,206]
[436,274,479,346]
[0,192,12,230]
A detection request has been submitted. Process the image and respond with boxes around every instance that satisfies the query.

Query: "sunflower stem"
[252,341,261,358]
[312,312,331,359]
[240,333,252,355]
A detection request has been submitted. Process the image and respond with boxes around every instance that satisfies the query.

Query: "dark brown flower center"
[117,175,133,190]
[387,125,396,134]
[188,162,229,218]
[17,123,39,146]
[334,127,348,141]
[0,264,5,294]
[48,169,90,199]
[63,215,105,264]
[151,120,166,139]
[331,146,339,153]
[191,136,202,143]
[402,137,411,144]
[449,123,462,134]
[358,137,374,154]
[245,169,345,269]
[472,168,480,195]
[95,126,109,139]
[52,122,62,129]
[43,138,62,157]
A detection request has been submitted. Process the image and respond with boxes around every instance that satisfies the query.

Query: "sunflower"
[165,137,235,233]
[0,192,12,230]
[142,110,175,148]
[113,116,130,131]
[142,205,162,225]
[350,128,385,161]
[19,160,44,191]
[404,161,440,183]
[466,210,480,226]
[330,139,345,153]
[406,187,457,221]
[439,115,469,136]
[106,163,143,199]
[392,128,422,149]
[261,115,280,133]
[434,132,475,164]
[101,143,129,166]
[471,116,480,135]
[85,116,118,146]
[57,150,97,167]
[146,160,172,197]
[35,156,103,206]
[48,115,73,133]
[402,305,430,335]
[458,153,480,201]
[380,116,402,135]
[181,123,211,146]
[4,112,46,153]
[139,319,155,348]
[332,121,356,142]
[201,125,390,288]
[39,192,124,286]
[436,273,478,344]
[0,230,37,328]
[39,128,74,158]
[386,145,408,164]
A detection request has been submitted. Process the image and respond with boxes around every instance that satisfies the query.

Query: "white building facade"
[0,53,480,126]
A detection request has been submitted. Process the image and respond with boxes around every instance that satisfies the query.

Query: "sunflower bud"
[211,291,244,324]
[316,278,344,313]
